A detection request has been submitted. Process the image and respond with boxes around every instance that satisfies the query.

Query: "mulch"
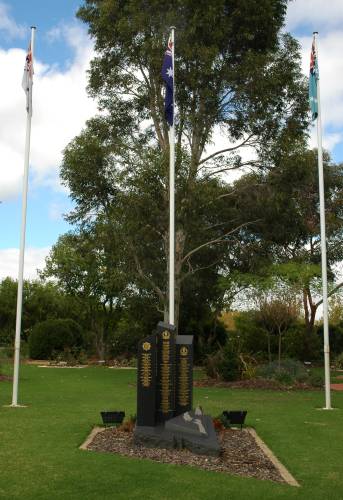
[330,383,343,391]
[194,378,316,391]
[86,426,285,483]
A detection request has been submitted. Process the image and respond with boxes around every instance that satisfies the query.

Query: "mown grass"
[0,364,343,500]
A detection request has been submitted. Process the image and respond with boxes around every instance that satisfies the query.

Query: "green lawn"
[0,364,343,500]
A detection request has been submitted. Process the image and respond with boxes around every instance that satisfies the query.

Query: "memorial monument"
[134,321,220,456]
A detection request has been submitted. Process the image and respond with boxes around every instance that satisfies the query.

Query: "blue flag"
[161,38,174,126]
[309,39,318,121]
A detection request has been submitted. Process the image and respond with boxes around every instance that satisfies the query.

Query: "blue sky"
[1,0,343,279]
[0,0,97,277]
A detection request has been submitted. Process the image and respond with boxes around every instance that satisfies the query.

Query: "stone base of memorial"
[134,408,220,457]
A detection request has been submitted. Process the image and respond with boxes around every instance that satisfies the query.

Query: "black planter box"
[222,410,247,429]
[101,411,125,425]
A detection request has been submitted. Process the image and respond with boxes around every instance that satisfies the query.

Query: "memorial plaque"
[136,334,157,426]
[175,335,193,416]
[156,321,176,422]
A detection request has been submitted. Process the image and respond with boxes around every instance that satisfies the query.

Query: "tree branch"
[181,221,258,264]
[132,251,165,304]
[315,281,343,308]
[200,160,262,180]
[180,259,221,283]
[198,134,255,166]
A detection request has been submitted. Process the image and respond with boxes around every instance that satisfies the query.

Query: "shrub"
[257,358,309,384]
[274,371,293,386]
[28,319,83,359]
[334,352,343,369]
[0,345,13,359]
[232,311,270,358]
[284,325,322,361]
[52,348,88,366]
[0,327,14,346]
[239,354,258,380]
[205,342,241,381]
[308,372,324,388]
[108,317,146,358]
[317,324,343,356]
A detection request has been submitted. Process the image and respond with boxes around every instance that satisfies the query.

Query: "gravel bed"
[86,427,284,483]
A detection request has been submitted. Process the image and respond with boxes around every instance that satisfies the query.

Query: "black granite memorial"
[134,321,220,456]
[175,335,193,416]
[136,333,157,427]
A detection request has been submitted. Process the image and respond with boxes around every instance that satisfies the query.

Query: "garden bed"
[83,426,299,485]
[194,377,319,391]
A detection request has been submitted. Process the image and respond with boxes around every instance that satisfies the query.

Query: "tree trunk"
[303,287,318,359]
[267,332,272,363]
[278,327,282,370]
[174,228,186,332]
[93,318,105,360]
[303,287,317,334]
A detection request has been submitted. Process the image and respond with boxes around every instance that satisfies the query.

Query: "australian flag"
[161,38,174,126]
[309,38,318,121]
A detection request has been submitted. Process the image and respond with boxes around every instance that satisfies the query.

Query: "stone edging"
[247,428,300,487]
[79,426,106,450]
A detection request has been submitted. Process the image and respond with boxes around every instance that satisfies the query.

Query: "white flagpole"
[11,26,36,407]
[313,31,332,410]
[169,27,175,327]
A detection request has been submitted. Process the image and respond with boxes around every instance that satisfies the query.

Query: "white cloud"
[48,201,69,221]
[0,24,97,201]
[308,126,343,152]
[286,0,343,32]
[45,26,62,43]
[0,3,25,39]
[0,247,50,280]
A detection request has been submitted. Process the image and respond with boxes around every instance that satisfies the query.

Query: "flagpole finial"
[31,26,37,30]
[313,31,318,35]
[170,26,176,30]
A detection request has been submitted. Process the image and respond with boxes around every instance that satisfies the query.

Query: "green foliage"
[317,323,343,356]
[232,311,270,357]
[28,319,83,360]
[108,317,145,358]
[239,354,258,380]
[221,152,343,349]
[217,311,323,364]
[283,324,322,361]
[184,316,227,364]
[53,348,88,366]
[205,341,242,381]
[0,277,86,347]
[53,0,310,339]
[0,326,14,346]
[257,358,308,384]
[0,278,17,344]
[334,352,343,370]
[308,372,324,388]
